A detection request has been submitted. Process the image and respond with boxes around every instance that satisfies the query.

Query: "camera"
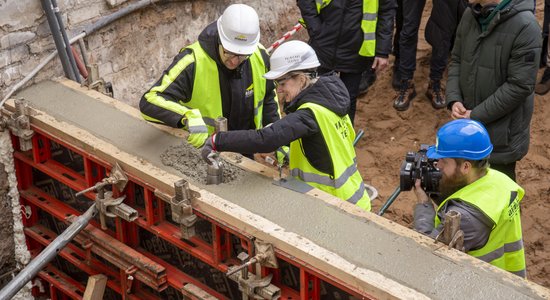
[399,144,441,196]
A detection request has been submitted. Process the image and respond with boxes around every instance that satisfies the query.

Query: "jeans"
[397,0,426,80]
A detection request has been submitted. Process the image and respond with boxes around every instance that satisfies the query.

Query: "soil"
[352,0,550,288]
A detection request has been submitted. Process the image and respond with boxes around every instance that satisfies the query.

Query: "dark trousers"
[392,0,404,62]
[490,162,517,182]
[397,0,426,80]
[318,68,362,125]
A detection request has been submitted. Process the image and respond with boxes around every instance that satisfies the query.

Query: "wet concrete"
[160,144,246,184]
[14,80,547,299]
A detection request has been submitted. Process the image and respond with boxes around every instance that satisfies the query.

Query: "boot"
[426,80,446,109]
[535,67,550,95]
[393,79,416,111]
[392,63,401,90]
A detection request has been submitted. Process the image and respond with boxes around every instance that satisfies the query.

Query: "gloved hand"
[276,146,289,166]
[201,134,217,165]
[183,109,208,148]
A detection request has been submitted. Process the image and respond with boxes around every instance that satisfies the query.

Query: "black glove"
[201,135,216,164]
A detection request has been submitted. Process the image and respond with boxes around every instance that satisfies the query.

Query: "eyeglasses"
[274,74,297,87]
[220,46,250,62]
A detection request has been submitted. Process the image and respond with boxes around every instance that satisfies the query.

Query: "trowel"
[272,174,314,194]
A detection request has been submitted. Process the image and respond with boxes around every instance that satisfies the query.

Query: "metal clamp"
[435,210,465,251]
[0,98,34,151]
[76,162,137,230]
[155,179,198,240]
[84,64,113,97]
[226,240,280,299]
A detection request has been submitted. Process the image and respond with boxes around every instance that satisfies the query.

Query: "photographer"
[413,119,526,277]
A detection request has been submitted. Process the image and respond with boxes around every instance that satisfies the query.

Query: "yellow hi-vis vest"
[301,0,378,57]
[289,102,371,211]
[184,42,268,134]
[435,169,526,277]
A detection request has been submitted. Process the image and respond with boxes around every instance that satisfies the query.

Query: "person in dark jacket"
[392,0,466,111]
[446,0,541,181]
[201,41,371,211]
[297,0,397,124]
[139,4,280,151]
[413,119,526,277]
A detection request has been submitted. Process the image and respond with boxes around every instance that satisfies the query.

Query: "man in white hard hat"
[201,40,371,211]
[140,4,280,151]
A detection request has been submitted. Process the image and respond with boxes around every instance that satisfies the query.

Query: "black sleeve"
[259,49,281,125]
[139,49,195,128]
[297,0,323,38]
[215,109,319,154]
[375,0,398,57]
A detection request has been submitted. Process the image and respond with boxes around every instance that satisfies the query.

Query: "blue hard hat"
[426,119,493,160]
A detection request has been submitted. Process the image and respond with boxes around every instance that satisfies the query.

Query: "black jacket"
[424,0,467,51]
[139,22,280,131]
[297,0,397,73]
[215,74,350,175]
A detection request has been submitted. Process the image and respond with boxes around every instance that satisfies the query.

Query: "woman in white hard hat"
[140,4,280,152]
[202,40,371,211]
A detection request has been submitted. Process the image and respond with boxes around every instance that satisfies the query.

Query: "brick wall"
[0,0,304,106]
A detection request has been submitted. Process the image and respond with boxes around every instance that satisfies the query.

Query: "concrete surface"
[14,80,547,300]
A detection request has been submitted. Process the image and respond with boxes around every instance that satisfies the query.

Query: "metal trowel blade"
[272,177,314,194]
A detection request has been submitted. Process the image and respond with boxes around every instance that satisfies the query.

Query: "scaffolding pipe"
[1,0,163,108]
[51,0,81,83]
[0,204,98,300]
[40,0,76,81]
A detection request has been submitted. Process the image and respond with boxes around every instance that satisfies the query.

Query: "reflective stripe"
[143,54,195,117]
[512,269,526,278]
[254,100,264,117]
[363,13,377,21]
[188,125,208,133]
[504,239,524,252]
[315,0,324,6]
[346,182,366,204]
[477,239,524,263]
[364,32,376,41]
[290,159,358,188]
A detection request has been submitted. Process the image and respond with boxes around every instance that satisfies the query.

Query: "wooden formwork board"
[5,79,550,300]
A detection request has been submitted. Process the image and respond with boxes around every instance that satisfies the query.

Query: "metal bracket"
[227,240,280,299]
[76,162,137,230]
[155,179,198,240]
[0,98,34,151]
[435,210,465,251]
[84,64,113,97]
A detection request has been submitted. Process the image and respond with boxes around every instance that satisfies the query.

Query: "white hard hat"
[217,4,260,55]
[264,40,320,80]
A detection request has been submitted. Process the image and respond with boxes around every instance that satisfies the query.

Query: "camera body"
[399,144,441,197]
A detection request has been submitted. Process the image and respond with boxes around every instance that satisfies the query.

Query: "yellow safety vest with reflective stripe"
[301,0,378,57]
[184,42,268,134]
[289,102,371,211]
[435,169,526,277]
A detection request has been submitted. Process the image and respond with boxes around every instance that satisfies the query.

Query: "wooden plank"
[83,274,108,300]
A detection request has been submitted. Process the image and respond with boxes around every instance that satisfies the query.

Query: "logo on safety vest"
[245,83,254,98]
[234,34,248,41]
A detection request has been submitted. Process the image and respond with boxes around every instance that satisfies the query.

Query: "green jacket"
[446,0,541,164]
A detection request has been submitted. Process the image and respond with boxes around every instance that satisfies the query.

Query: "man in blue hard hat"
[413,119,526,277]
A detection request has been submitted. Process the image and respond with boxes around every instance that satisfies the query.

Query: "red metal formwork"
[10,125,374,300]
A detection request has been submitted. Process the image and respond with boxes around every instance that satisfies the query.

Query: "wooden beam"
[83,274,107,300]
